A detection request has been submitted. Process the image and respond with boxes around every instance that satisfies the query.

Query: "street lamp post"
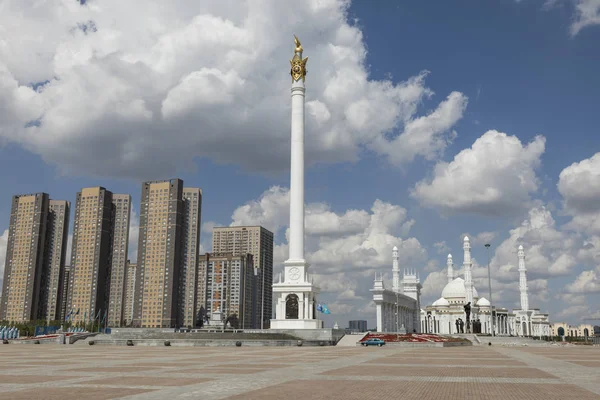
[485,243,495,336]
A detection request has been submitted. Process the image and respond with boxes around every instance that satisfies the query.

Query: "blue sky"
[1,0,599,328]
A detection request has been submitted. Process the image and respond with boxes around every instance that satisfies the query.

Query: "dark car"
[361,338,385,347]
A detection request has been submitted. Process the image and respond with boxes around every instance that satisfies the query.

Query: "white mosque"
[371,236,551,336]
[421,237,551,337]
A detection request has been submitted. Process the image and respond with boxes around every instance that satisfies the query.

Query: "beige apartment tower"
[60,265,72,321]
[123,261,137,326]
[40,200,71,321]
[66,187,115,324]
[199,253,254,328]
[180,188,202,328]
[106,194,131,327]
[211,226,274,328]
[0,193,50,322]
[133,179,184,328]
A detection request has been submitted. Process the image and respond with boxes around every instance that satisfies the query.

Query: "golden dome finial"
[290,35,308,82]
[294,35,303,54]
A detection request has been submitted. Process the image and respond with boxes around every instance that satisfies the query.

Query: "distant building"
[133,179,184,328]
[0,193,51,322]
[106,194,131,327]
[422,240,550,336]
[59,265,71,321]
[212,226,273,328]
[550,322,595,338]
[67,187,116,325]
[199,253,254,329]
[41,200,70,321]
[179,188,202,328]
[348,320,367,332]
[123,261,137,326]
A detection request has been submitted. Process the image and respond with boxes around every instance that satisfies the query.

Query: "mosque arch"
[285,294,299,319]
[584,328,589,337]
[557,327,565,336]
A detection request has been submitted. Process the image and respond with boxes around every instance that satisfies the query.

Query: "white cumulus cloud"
[230,186,426,276]
[559,152,600,235]
[570,0,600,36]
[412,130,546,216]
[0,0,466,179]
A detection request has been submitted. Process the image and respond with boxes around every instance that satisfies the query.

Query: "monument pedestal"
[270,319,323,329]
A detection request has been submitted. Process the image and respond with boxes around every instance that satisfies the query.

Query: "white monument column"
[289,78,305,261]
[447,253,454,283]
[518,245,529,311]
[463,236,473,305]
[392,246,400,293]
[271,36,322,330]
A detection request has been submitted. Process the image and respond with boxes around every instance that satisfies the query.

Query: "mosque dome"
[432,297,449,307]
[441,277,479,300]
[477,297,490,307]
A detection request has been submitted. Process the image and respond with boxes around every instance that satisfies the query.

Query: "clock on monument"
[289,267,301,280]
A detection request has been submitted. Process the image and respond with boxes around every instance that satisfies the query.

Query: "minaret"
[402,268,422,333]
[463,236,473,304]
[518,245,529,311]
[271,36,320,329]
[447,253,454,283]
[392,246,400,293]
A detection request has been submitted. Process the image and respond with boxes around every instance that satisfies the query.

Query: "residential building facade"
[179,188,202,328]
[59,265,72,321]
[40,200,70,321]
[199,253,254,328]
[123,261,137,326]
[0,193,50,322]
[66,187,114,325]
[133,179,184,328]
[211,226,274,328]
[106,194,131,327]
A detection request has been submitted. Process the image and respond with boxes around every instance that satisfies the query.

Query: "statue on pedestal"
[464,302,471,332]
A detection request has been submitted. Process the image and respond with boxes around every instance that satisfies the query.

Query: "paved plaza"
[1,344,599,399]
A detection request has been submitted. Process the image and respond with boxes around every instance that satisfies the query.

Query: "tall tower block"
[463,236,473,305]
[271,36,321,329]
[392,246,400,293]
[518,245,529,311]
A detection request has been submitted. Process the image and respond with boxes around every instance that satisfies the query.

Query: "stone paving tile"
[324,365,556,379]
[225,380,600,400]
[366,357,526,366]
[566,360,600,368]
[3,387,155,400]
[171,368,270,374]
[66,366,161,373]
[3,344,600,399]
[84,376,212,386]
[0,375,75,384]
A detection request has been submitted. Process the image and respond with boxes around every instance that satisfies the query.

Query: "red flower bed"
[359,333,467,343]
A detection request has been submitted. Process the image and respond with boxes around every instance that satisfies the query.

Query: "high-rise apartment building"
[211,226,274,328]
[0,193,50,322]
[133,179,184,328]
[60,265,71,321]
[106,194,131,327]
[200,253,254,328]
[123,261,136,326]
[180,188,202,328]
[66,187,115,324]
[348,320,368,333]
[40,200,70,321]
